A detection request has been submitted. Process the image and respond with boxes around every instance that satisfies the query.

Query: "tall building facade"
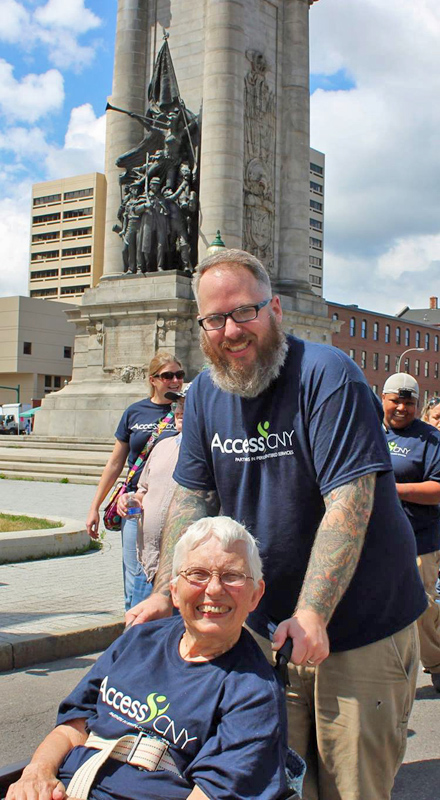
[309,147,325,296]
[29,173,106,304]
[328,301,440,403]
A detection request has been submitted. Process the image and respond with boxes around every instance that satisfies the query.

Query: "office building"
[309,148,325,297]
[0,296,74,406]
[29,172,106,304]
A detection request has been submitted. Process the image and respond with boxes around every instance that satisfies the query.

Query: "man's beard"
[200,315,288,398]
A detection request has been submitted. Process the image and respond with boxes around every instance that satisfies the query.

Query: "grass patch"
[60,477,69,484]
[0,513,63,532]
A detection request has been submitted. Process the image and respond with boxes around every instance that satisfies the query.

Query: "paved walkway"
[0,480,125,670]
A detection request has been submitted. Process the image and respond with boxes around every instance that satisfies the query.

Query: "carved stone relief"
[243,50,276,275]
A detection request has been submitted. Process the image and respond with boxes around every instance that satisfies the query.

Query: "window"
[425,389,430,403]
[61,265,91,276]
[373,353,378,370]
[332,312,339,321]
[62,227,92,238]
[310,200,323,212]
[310,162,323,175]
[396,327,401,345]
[64,346,72,359]
[361,319,367,339]
[309,219,322,230]
[384,354,390,372]
[385,324,390,343]
[395,356,400,371]
[32,211,61,224]
[349,349,355,360]
[63,207,93,220]
[435,335,439,352]
[415,359,420,376]
[33,193,61,206]
[31,250,59,261]
[350,317,356,337]
[54,376,61,389]
[32,231,59,242]
[44,376,52,387]
[30,288,58,297]
[405,328,410,347]
[23,342,32,355]
[63,188,93,200]
[60,285,89,295]
[416,331,421,347]
[361,351,366,369]
[373,322,379,341]
[435,363,439,379]
[425,361,429,377]
[310,181,323,194]
[30,268,58,279]
[309,274,322,286]
[403,358,410,373]
[309,237,322,249]
[309,256,322,267]
[425,333,430,350]
[372,385,378,395]
[61,246,92,257]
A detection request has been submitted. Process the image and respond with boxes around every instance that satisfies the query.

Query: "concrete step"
[0,450,108,467]
[0,470,100,484]
[0,459,103,476]
[0,436,113,452]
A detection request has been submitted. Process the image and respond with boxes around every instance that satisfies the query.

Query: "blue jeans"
[121,516,153,611]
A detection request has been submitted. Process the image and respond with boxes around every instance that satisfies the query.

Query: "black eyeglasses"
[179,568,253,588]
[153,370,185,381]
[171,402,185,413]
[198,299,271,331]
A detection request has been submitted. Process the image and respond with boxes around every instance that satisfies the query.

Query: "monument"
[35,0,338,439]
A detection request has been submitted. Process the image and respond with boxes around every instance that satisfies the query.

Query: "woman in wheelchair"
[6,517,304,800]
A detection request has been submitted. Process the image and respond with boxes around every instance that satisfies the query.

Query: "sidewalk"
[0,480,125,671]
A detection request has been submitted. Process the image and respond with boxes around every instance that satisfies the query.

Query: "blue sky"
[1,0,440,315]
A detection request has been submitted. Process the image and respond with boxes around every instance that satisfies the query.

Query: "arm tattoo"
[153,484,220,597]
[296,472,376,623]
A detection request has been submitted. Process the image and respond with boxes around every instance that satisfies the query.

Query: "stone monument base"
[34,273,338,440]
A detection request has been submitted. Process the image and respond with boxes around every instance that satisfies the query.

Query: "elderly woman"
[86,350,184,610]
[7,517,303,800]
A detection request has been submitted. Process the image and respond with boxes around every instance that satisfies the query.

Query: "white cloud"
[0,125,50,159]
[34,0,101,34]
[0,60,64,123]
[310,0,440,313]
[0,0,103,72]
[45,103,105,178]
[0,179,32,297]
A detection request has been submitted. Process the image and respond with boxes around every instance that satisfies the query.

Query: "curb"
[0,511,90,563]
[0,618,125,672]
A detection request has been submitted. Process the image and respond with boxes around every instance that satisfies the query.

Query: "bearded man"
[127,249,426,800]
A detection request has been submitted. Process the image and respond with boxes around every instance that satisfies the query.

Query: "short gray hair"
[172,516,263,585]
[192,249,272,308]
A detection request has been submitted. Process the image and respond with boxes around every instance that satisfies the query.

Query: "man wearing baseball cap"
[382,373,440,692]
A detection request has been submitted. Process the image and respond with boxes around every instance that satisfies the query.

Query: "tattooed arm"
[125,484,220,626]
[272,472,376,665]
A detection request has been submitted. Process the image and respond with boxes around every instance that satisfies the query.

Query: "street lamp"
[397,348,424,372]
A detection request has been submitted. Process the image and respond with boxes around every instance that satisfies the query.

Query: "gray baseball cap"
[382,373,419,399]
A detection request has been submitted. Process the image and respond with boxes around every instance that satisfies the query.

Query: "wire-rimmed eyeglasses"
[197,299,271,331]
[427,396,440,408]
[179,567,253,588]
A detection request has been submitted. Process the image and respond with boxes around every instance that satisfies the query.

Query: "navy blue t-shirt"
[174,336,427,651]
[115,398,176,489]
[56,617,290,800]
[384,418,440,555]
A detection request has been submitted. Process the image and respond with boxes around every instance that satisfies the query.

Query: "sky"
[0,0,439,316]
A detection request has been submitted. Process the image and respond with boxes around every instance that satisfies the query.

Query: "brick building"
[327,301,440,403]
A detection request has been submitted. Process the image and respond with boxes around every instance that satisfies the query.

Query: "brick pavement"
[0,480,125,670]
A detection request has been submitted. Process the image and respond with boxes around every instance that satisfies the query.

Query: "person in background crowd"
[117,388,187,608]
[6,518,303,800]
[127,249,426,800]
[86,351,184,610]
[421,396,440,431]
[382,373,440,693]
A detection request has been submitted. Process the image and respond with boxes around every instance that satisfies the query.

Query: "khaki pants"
[416,550,440,673]
[251,623,419,800]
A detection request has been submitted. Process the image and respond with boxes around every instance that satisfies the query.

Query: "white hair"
[171,516,263,586]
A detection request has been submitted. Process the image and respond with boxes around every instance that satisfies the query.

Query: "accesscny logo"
[211,420,295,462]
